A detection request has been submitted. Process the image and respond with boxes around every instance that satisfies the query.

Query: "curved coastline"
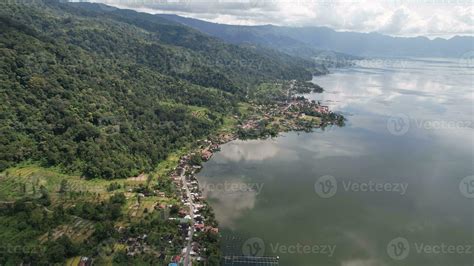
[172,78,345,264]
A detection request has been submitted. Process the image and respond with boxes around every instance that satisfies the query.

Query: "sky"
[74,0,473,38]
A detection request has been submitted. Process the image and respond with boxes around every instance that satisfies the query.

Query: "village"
[120,81,344,265]
[162,81,345,265]
[237,81,344,139]
[0,80,345,266]
[167,139,221,266]
[238,97,333,136]
[68,81,345,266]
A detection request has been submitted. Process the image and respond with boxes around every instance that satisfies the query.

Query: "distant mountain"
[159,14,474,58]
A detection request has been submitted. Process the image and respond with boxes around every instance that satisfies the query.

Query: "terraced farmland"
[38,217,95,243]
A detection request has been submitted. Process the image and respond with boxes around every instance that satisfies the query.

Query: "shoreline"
[170,80,345,264]
[0,79,345,265]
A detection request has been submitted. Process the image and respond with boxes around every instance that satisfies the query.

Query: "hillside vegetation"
[0,0,314,179]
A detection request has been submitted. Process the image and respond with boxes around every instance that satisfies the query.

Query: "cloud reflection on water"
[198,177,258,229]
[196,58,473,265]
[215,139,300,163]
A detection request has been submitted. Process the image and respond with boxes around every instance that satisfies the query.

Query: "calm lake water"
[197,58,474,266]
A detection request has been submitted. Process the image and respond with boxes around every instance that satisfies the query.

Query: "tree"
[190,154,202,166]
[39,185,50,206]
[59,179,69,193]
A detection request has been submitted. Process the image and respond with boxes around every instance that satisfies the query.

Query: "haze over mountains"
[159,14,474,59]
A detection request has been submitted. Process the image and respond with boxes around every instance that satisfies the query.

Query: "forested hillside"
[0,0,315,179]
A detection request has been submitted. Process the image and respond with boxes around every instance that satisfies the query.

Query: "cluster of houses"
[112,88,333,265]
[123,234,153,257]
[111,140,222,264]
[167,140,221,265]
[78,256,93,266]
[80,89,334,265]
[237,97,331,134]
[240,118,262,131]
[315,104,329,114]
[284,97,330,115]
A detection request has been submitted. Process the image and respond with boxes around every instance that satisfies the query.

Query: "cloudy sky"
[77,0,473,38]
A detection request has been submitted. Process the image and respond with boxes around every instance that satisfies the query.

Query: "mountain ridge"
[159,14,474,58]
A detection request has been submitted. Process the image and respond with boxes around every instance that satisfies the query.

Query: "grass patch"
[65,256,82,266]
[0,165,123,201]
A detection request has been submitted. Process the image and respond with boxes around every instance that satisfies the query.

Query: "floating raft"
[223,256,279,265]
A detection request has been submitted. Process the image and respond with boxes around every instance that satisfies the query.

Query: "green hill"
[0,0,315,179]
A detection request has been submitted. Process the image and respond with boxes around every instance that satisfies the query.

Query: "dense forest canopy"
[0,0,315,179]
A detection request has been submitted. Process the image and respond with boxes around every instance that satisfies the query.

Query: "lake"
[197,58,474,266]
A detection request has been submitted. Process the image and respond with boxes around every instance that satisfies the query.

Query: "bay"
[197,58,474,266]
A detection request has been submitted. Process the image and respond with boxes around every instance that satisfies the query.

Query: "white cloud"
[76,0,474,37]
